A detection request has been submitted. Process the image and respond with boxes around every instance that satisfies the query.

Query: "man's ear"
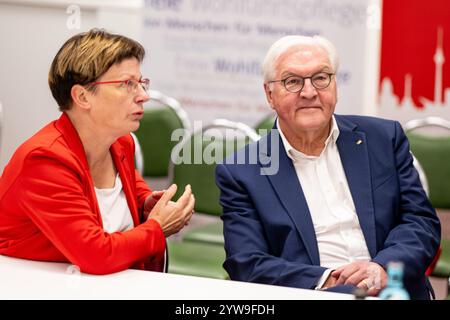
[71,84,91,110]
[333,80,338,105]
[264,83,274,109]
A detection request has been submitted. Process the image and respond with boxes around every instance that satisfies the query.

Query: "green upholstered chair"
[170,119,260,245]
[165,120,260,279]
[432,239,450,278]
[167,240,228,279]
[432,239,450,299]
[412,154,430,197]
[133,90,190,178]
[404,116,450,295]
[182,220,224,245]
[404,122,450,208]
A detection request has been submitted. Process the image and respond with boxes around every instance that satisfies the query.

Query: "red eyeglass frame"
[91,78,150,91]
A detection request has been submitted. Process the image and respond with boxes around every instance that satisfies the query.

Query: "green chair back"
[171,132,252,216]
[134,106,184,177]
[134,90,190,178]
[167,121,258,278]
[406,133,450,208]
[170,120,259,215]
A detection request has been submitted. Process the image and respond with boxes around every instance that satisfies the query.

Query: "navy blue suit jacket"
[215,115,441,299]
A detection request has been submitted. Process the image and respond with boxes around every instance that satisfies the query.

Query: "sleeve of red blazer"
[127,134,153,221]
[12,152,165,275]
[135,170,152,221]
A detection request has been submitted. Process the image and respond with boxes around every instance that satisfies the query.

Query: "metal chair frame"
[130,132,144,176]
[147,90,191,132]
[404,116,450,197]
[132,90,191,177]
[404,116,450,132]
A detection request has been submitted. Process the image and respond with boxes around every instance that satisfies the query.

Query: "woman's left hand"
[143,190,166,219]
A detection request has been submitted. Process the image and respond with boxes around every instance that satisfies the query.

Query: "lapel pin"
[356,139,363,145]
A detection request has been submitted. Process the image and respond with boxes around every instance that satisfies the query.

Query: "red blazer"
[0,113,166,274]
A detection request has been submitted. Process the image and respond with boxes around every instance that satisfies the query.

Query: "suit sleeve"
[216,163,327,290]
[13,153,165,275]
[371,121,441,281]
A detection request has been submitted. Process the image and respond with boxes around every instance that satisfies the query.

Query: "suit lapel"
[335,116,377,257]
[110,142,140,227]
[259,131,320,265]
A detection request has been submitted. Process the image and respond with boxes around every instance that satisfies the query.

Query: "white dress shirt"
[277,117,371,288]
[94,174,134,233]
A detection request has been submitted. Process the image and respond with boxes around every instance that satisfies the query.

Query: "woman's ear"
[71,84,91,110]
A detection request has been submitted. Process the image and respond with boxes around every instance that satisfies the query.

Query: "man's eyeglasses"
[91,78,150,93]
[268,72,334,93]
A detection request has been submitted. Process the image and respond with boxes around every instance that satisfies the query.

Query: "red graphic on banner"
[379,0,450,115]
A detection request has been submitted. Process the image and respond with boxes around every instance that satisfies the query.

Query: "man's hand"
[322,273,338,289]
[147,184,195,237]
[331,261,387,296]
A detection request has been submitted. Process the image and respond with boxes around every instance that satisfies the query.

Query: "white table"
[0,255,355,300]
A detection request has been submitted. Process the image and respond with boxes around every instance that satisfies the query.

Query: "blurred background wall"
[0,0,381,170]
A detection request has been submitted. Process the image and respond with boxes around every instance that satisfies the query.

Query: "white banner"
[143,0,376,126]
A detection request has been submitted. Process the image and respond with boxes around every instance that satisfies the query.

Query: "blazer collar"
[55,113,140,227]
[110,142,140,226]
[55,112,129,172]
[55,112,90,171]
[54,113,128,177]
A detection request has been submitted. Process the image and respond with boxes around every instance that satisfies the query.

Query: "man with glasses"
[215,35,440,299]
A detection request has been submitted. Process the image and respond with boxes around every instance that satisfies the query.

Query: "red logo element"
[379,0,450,110]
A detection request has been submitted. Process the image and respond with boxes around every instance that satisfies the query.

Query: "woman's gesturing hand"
[147,184,195,237]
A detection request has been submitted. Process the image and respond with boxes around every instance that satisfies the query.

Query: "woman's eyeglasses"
[91,78,150,93]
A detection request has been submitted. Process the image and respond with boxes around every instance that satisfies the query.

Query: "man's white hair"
[262,35,339,83]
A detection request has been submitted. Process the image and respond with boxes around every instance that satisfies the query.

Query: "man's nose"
[300,78,318,98]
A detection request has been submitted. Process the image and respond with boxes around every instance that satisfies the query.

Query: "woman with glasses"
[0,29,194,274]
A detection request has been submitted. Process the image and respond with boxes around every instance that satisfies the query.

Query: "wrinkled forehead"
[274,44,331,72]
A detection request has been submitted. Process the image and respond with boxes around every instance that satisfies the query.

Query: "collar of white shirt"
[277,115,340,161]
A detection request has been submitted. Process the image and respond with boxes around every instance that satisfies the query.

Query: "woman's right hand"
[147,184,195,237]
